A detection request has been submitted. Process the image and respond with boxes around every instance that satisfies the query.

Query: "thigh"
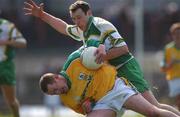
[141,90,159,106]
[87,109,116,117]
[1,85,16,102]
[123,93,156,116]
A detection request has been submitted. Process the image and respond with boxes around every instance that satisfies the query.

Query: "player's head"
[170,22,180,45]
[69,1,92,31]
[69,0,90,14]
[39,73,69,95]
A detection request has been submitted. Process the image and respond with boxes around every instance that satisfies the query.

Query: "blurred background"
[0,0,180,117]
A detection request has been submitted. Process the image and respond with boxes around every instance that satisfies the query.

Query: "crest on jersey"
[78,72,93,81]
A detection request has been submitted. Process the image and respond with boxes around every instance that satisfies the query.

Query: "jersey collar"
[83,16,93,37]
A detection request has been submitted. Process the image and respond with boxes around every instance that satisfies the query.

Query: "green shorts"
[0,60,16,85]
[117,58,150,93]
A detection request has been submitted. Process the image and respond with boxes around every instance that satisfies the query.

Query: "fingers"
[94,49,105,64]
[24,12,32,16]
[24,1,33,9]
[95,54,103,64]
[23,0,40,10]
[28,0,38,8]
[23,8,32,15]
[82,101,92,113]
[23,1,33,15]
[23,0,44,17]
[40,3,44,11]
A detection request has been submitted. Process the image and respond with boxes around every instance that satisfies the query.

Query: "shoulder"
[93,17,116,31]
[165,41,175,49]
[0,19,13,25]
[0,19,15,30]
[62,50,82,71]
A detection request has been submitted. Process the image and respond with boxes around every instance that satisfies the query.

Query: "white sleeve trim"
[115,42,127,47]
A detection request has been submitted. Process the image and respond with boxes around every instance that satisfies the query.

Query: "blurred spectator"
[160,22,180,111]
[43,94,61,116]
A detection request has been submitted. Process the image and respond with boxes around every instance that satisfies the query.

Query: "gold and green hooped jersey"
[161,42,180,80]
[0,19,23,61]
[66,16,133,68]
[59,50,117,114]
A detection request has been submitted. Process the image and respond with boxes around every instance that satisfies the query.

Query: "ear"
[87,10,92,16]
[54,74,65,82]
[54,74,60,81]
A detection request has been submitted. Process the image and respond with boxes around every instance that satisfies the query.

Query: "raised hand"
[23,0,44,18]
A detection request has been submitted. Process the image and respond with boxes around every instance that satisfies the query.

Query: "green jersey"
[0,19,24,61]
[66,16,133,68]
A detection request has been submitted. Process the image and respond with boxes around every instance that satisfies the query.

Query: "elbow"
[160,67,168,72]
[15,38,27,48]
[121,45,129,54]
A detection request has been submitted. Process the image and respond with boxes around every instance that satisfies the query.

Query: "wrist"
[39,11,44,19]
[165,63,173,70]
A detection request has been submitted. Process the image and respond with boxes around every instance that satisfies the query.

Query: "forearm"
[40,11,68,35]
[160,62,173,72]
[7,39,27,48]
[105,46,129,60]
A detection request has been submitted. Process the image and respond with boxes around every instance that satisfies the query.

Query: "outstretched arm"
[23,0,68,35]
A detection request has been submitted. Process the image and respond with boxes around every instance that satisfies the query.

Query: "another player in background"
[160,22,180,111]
[0,18,27,117]
[23,0,180,115]
[39,50,179,117]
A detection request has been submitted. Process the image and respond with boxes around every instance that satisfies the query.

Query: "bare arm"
[95,44,129,64]
[160,59,180,72]
[24,0,68,35]
[105,45,129,60]
[0,39,27,48]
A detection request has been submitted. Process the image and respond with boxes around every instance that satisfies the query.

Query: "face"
[172,29,180,47]
[47,75,69,95]
[70,8,91,31]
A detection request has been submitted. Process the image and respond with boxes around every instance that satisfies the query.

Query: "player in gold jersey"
[161,22,180,111]
[39,50,178,117]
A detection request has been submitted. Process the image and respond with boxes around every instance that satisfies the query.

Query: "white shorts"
[93,78,138,114]
[168,78,180,97]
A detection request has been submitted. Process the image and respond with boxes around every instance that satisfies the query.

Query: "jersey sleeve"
[9,24,26,43]
[160,48,167,68]
[160,44,172,68]
[61,49,82,71]
[98,20,126,50]
[66,25,81,41]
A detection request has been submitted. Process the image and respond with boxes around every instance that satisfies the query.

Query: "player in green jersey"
[23,0,180,115]
[0,18,27,117]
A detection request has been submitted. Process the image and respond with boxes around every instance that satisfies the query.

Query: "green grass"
[0,114,13,117]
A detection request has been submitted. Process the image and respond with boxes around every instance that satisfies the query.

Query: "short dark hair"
[69,1,90,14]
[170,22,180,34]
[39,73,55,93]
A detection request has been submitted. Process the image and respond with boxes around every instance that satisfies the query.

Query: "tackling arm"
[24,0,68,35]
